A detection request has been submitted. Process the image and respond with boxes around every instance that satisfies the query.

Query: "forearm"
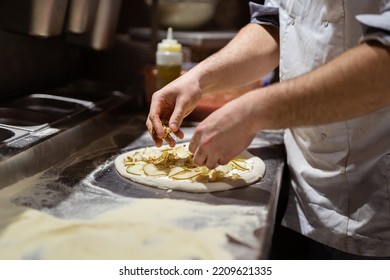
[189,23,279,94]
[241,42,390,132]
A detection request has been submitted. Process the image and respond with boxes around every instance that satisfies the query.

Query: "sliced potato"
[208,169,226,181]
[152,154,167,165]
[124,158,134,165]
[126,164,145,175]
[231,160,250,171]
[143,163,167,177]
[132,151,143,161]
[198,166,209,174]
[175,146,189,159]
[168,166,186,177]
[216,164,233,174]
[175,158,188,167]
[150,149,164,160]
[170,169,202,180]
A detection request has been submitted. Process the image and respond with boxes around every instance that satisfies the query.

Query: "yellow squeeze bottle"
[156,27,183,89]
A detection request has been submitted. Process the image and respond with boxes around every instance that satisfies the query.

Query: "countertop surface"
[0,113,284,260]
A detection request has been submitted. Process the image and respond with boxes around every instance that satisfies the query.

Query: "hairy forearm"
[190,23,279,94]
[242,42,390,131]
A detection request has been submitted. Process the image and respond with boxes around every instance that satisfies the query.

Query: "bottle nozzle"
[157,27,182,52]
[166,27,173,40]
[163,27,176,44]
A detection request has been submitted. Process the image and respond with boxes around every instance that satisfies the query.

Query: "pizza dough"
[114,143,265,193]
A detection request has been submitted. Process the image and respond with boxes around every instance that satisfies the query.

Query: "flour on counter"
[0,173,267,260]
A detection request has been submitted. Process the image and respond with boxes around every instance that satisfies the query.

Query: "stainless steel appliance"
[0,0,69,37]
[0,0,122,50]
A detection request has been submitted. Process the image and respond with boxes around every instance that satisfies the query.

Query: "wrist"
[242,86,281,133]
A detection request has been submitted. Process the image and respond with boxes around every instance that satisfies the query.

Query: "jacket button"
[322,21,329,27]
[288,16,295,25]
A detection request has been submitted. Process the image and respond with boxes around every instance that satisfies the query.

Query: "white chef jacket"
[250,0,390,256]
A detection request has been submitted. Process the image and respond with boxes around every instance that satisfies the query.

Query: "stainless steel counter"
[0,98,284,259]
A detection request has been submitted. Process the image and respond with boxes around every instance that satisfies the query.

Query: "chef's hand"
[146,74,203,147]
[189,97,257,169]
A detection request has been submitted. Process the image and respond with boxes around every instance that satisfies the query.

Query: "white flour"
[0,173,267,260]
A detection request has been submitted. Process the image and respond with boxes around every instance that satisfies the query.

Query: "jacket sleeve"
[356,2,390,46]
[249,1,280,28]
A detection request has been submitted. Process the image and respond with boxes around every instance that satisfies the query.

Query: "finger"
[172,128,184,139]
[153,132,163,147]
[164,132,176,147]
[217,157,230,166]
[146,118,163,147]
[193,153,208,167]
[148,113,165,139]
[169,106,186,133]
[189,133,200,154]
[192,146,208,166]
[205,156,219,170]
[146,118,157,140]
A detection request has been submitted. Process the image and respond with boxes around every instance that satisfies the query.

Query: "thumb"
[169,107,185,132]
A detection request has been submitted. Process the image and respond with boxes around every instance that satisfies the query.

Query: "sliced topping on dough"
[170,169,202,180]
[230,159,249,171]
[132,151,143,161]
[174,146,190,159]
[143,163,168,177]
[215,164,233,174]
[150,150,166,165]
[126,164,145,175]
[208,169,228,182]
[168,166,186,177]
[123,144,253,182]
[142,147,154,159]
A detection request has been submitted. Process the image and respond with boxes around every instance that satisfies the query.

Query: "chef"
[146,0,390,258]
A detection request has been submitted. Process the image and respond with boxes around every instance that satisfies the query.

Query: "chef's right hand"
[146,73,203,147]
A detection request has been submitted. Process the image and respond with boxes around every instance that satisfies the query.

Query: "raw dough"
[114,143,266,193]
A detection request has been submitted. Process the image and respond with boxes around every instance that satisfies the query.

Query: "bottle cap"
[157,27,182,52]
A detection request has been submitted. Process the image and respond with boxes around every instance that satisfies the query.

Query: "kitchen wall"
[117,0,255,32]
[0,1,265,101]
[77,0,255,90]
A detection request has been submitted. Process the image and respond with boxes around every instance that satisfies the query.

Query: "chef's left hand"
[189,97,257,169]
